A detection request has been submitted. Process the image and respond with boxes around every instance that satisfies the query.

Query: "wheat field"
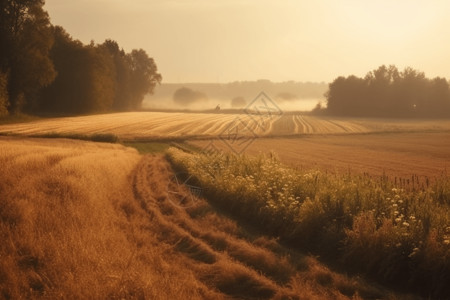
[0,137,214,298]
[191,132,450,179]
[1,112,449,140]
[1,136,416,299]
[1,112,449,298]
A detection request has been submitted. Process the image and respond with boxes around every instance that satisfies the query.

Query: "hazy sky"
[44,0,450,83]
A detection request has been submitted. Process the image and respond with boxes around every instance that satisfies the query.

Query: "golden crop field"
[1,136,405,299]
[191,132,450,179]
[1,112,450,140]
[2,113,450,298]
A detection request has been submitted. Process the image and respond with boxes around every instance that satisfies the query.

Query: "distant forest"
[318,65,450,118]
[0,0,161,116]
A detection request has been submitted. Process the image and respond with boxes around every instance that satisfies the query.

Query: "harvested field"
[1,112,449,141]
[191,132,450,179]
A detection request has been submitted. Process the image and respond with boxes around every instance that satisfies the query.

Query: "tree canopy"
[0,0,161,115]
[323,65,450,118]
[173,87,208,106]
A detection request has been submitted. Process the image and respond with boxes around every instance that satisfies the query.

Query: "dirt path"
[129,155,404,299]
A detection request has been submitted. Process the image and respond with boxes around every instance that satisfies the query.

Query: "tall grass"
[0,139,217,299]
[166,147,450,298]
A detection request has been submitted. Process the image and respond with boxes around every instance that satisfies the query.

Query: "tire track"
[130,155,288,299]
[298,115,314,133]
[128,155,390,299]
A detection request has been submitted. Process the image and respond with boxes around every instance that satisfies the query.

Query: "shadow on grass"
[30,132,119,143]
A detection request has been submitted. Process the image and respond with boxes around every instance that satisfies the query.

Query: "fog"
[142,81,327,112]
[142,96,322,112]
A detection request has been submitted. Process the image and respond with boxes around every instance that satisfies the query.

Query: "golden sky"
[45,0,450,83]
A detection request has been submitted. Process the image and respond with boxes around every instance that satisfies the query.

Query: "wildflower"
[398,200,403,204]
[409,216,416,221]
[402,222,410,227]
[444,240,450,245]
[392,203,398,208]
[395,218,402,223]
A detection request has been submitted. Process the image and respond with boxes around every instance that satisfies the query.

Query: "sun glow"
[337,1,441,42]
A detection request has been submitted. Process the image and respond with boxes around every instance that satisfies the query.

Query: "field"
[1,112,450,140]
[1,112,450,299]
[191,132,450,179]
[166,146,450,298]
[0,136,407,299]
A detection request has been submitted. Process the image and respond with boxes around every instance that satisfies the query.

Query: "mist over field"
[143,81,327,111]
[144,94,322,111]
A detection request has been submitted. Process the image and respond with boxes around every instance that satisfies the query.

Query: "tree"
[424,77,450,117]
[0,0,55,113]
[1,2,161,115]
[323,65,450,118]
[173,87,207,106]
[101,44,161,111]
[326,75,367,116]
[101,39,131,111]
[42,31,161,114]
[0,72,9,116]
[127,49,161,110]
[41,27,116,114]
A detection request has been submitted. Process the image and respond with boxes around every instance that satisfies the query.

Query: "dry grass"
[1,112,449,141]
[133,154,413,299]
[0,136,425,299]
[0,137,218,299]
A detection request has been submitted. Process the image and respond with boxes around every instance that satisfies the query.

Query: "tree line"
[0,0,161,116]
[320,65,450,118]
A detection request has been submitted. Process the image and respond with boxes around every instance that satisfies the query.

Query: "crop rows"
[2,112,448,141]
